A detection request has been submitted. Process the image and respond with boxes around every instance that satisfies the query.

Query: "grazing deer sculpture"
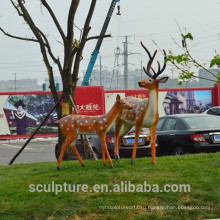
[114,42,168,164]
[56,95,131,170]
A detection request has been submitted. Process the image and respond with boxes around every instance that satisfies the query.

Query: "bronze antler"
[141,41,167,79]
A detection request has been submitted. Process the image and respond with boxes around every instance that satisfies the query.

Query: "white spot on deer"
[60,124,64,128]
[76,120,80,123]
[89,126,92,130]
[71,117,74,120]
[80,122,83,125]
[103,118,107,122]
[85,120,88,123]
[71,124,74,127]
[64,119,67,122]
[93,120,96,123]
[67,128,69,131]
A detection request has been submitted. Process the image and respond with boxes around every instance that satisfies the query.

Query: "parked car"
[156,114,220,156]
[202,106,220,118]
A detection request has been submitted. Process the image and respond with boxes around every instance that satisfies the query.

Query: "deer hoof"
[103,163,106,166]
[130,159,135,164]
[82,164,86,167]
[110,165,115,169]
[57,166,62,171]
[114,154,120,161]
[152,162,157,165]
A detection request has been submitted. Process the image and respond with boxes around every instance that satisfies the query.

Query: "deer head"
[115,94,132,110]
[138,41,168,90]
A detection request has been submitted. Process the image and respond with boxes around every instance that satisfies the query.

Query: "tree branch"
[9,0,23,16]
[72,0,97,88]
[183,38,218,79]
[40,0,66,45]
[86,34,111,42]
[16,0,59,103]
[0,27,39,43]
[66,0,80,45]
[38,29,63,77]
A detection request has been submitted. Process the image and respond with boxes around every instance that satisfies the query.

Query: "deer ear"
[116,94,120,102]
[159,77,169,83]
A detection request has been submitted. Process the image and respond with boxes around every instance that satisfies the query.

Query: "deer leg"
[114,118,123,160]
[131,126,142,164]
[150,125,157,164]
[99,133,114,168]
[57,136,75,171]
[70,145,85,167]
[114,122,132,161]
[102,145,106,166]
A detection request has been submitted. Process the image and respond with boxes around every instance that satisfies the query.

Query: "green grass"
[0,153,220,220]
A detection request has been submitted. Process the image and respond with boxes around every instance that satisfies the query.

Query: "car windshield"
[183,116,220,129]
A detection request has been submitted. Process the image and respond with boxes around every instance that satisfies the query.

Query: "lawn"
[0,153,219,220]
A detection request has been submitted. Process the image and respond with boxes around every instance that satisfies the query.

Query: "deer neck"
[148,86,159,110]
[106,103,120,129]
[142,86,159,127]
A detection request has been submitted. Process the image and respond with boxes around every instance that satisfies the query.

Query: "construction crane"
[81,0,121,86]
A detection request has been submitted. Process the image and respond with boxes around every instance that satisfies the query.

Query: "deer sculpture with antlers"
[56,95,131,170]
[114,42,168,164]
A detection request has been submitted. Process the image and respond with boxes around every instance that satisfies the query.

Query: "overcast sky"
[0,0,220,84]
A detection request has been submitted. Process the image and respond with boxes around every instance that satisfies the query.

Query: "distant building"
[0,79,41,92]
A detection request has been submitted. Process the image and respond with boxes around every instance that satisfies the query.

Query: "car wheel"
[173,147,184,156]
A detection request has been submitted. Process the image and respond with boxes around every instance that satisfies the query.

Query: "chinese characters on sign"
[76,103,101,112]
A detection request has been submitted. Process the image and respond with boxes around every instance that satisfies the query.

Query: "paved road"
[0,138,58,165]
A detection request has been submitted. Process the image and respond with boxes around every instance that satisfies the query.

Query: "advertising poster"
[1,94,57,136]
[75,86,105,116]
[162,90,212,115]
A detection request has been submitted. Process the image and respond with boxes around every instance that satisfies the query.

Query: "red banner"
[75,86,105,116]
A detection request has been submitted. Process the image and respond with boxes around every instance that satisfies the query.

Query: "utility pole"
[14,73,17,91]
[123,37,128,89]
[120,35,135,89]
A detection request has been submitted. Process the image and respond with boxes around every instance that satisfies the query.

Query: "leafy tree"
[166,32,220,85]
[0,0,110,158]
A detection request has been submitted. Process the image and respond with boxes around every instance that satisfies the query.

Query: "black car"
[156,114,220,156]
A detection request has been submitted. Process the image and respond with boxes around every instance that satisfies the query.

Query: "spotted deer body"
[114,42,168,164]
[56,95,131,170]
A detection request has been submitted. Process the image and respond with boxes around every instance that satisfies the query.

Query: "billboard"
[0,86,105,139]
[105,88,213,117]
[0,93,57,137]
[161,89,212,116]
